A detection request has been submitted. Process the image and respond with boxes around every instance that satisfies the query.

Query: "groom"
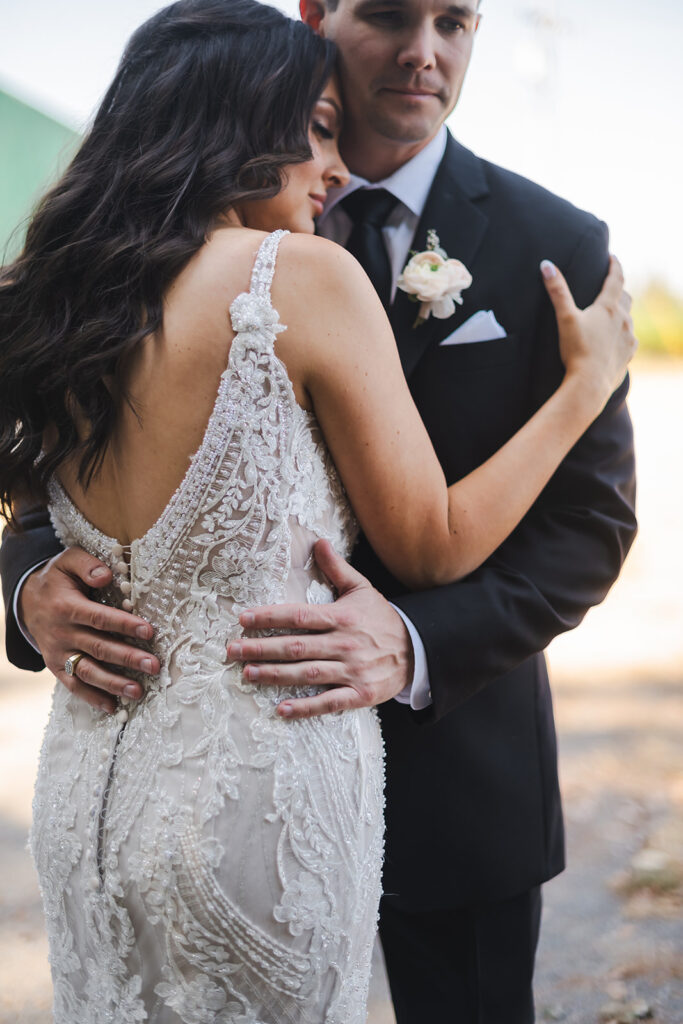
[1,1,636,1021]
[225,2,637,1019]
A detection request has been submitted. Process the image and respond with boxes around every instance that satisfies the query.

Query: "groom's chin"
[367,106,445,146]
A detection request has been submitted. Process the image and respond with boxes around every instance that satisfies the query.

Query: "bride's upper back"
[56,227,302,546]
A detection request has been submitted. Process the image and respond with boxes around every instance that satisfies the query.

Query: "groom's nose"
[397,26,437,72]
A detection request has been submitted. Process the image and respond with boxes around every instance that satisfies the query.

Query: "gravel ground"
[1,359,681,1024]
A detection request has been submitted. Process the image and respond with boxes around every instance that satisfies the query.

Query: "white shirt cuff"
[12,562,49,653]
[390,604,433,710]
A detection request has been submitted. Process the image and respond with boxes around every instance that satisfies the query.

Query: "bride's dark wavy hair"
[0,0,336,527]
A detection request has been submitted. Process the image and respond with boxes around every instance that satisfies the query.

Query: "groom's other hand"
[19,548,158,712]
[228,539,413,718]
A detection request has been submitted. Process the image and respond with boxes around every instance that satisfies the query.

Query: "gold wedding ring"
[64,652,85,677]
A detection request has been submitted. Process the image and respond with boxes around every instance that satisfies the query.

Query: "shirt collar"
[320,125,448,223]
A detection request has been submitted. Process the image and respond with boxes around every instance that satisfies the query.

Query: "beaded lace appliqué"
[37,230,383,1024]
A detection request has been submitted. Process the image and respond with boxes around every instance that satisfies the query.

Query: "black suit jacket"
[0,134,637,910]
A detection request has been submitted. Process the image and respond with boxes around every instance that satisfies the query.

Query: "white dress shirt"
[15,130,447,710]
[317,125,447,303]
[13,562,47,651]
[317,126,448,711]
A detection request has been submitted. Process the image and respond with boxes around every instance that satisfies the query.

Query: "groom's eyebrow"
[355,0,478,16]
[444,3,479,18]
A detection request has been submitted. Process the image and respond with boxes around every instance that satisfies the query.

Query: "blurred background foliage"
[632,283,683,358]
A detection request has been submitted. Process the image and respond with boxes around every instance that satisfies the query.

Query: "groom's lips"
[380,86,440,100]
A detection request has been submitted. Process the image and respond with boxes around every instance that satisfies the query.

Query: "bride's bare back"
[57,228,282,544]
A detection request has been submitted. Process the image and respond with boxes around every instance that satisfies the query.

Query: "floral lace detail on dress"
[37,230,383,1024]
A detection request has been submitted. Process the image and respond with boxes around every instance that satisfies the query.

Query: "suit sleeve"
[392,221,637,721]
[0,501,62,671]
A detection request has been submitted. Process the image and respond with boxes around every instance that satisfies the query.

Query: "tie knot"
[341,187,398,228]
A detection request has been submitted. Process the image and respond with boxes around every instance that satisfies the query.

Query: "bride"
[0,1,635,1021]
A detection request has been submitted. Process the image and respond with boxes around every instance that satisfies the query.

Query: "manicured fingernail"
[245,665,259,680]
[240,612,255,627]
[136,625,151,639]
[90,567,108,579]
[228,643,242,659]
[141,658,153,674]
[279,703,293,717]
[540,260,557,280]
[123,684,139,699]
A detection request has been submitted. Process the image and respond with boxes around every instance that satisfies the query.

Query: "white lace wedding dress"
[33,231,385,1024]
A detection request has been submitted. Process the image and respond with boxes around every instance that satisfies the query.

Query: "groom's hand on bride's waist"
[227,539,413,719]
[17,539,410,720]
[17,547,160,713]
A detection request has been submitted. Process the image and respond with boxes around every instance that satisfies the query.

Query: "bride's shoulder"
[274,233,381,324]
[279,232,365,279]
[182,228,370,302]
[158,229,266,371]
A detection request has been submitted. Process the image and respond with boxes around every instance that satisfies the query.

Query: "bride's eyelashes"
[312,120,335,141]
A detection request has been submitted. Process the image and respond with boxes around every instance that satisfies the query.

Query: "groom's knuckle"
[60,596,79,623]
[122,649,140,671]
[89,608,110,632]
[326,694,344,714]
[304,663,321,682]
[288,639,306,659]
[338,636,357,657]
[294,606,310,628]
[77,659,93,682]
[357,682,373,703]
[91,638,108,663]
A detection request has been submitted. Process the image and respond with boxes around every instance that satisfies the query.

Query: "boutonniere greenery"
[397,230,472,328]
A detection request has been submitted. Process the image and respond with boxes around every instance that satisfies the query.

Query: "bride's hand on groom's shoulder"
[227,540,413,719]
[542,254,637,405]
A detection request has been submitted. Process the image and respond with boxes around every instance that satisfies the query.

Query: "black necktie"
[341,188,398,310]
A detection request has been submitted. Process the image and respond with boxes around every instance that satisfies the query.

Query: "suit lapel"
[390,135,490,379]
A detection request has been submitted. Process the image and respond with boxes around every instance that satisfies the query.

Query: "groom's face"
[303,0,480,147]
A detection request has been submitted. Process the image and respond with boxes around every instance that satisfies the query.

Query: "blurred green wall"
[0,88,79,262]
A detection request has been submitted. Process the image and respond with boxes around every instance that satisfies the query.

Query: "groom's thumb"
[540,259,577,324]
[313,539,367,596]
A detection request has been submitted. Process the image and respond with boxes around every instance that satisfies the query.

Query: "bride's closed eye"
[312,120,335,141]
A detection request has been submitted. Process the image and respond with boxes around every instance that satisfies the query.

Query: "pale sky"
[1,0,681,293]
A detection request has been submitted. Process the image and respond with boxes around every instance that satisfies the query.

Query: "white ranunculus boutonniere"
[397,230,472,328]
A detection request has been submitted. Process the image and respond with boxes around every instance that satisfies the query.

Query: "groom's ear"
[300,0,327,34]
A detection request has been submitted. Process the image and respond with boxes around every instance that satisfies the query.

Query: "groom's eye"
[437,17,465,33]
[366,8,405,27]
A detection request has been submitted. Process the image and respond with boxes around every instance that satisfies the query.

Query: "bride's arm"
[274,235,635,590]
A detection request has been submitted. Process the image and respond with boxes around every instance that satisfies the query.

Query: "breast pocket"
[435,333,521,370]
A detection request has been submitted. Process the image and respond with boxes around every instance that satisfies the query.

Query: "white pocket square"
[439,310,507,346]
